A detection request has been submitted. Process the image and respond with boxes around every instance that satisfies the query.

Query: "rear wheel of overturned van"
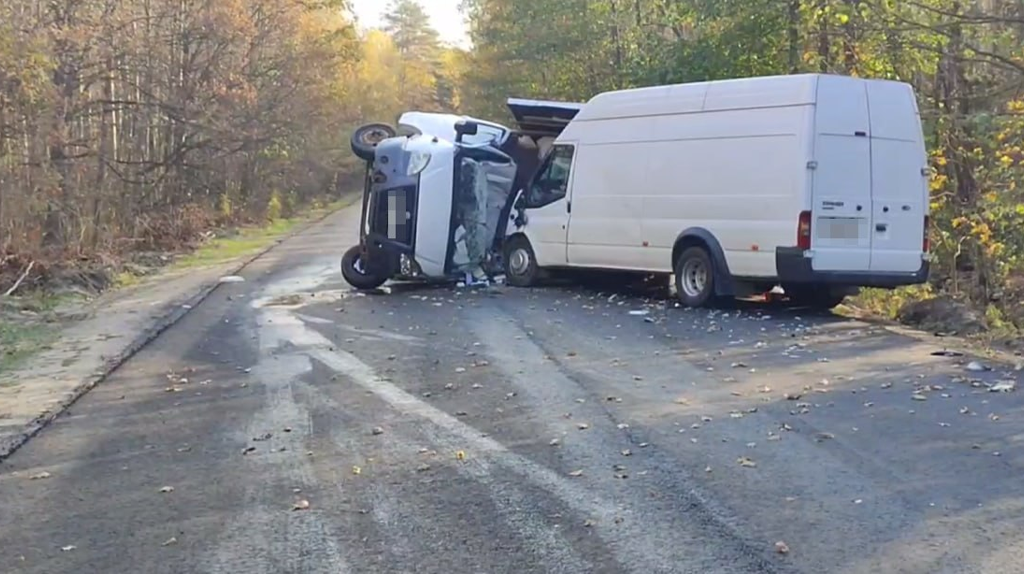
[342,245,388,290]
[674,246,716,308]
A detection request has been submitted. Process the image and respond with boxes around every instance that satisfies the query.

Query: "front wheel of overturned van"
[350,123,397,162]
[342,245,387,290]
[504,236,540,287]
[674,246,716,308]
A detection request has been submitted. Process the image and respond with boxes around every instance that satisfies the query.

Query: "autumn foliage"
[0,0,457,291]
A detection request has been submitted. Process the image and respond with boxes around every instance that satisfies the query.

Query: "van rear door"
[866,81,928,273]
[810,76,873,271]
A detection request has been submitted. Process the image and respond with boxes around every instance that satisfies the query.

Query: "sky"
[349,0,470,48]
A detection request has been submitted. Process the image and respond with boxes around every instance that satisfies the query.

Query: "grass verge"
[172,195,357,270]
[0,314,59,378]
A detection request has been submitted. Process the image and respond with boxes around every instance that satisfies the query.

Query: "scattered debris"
[218,275,245,284]
[775,541,790,555]
[990,380,1016,393]
[292,499,311,511]
[162,537,178,547]
[621,449,632,457]
[965,361,991,372]
[159,486,175,494]
[737,457,757,468]
[371,426,385,436]
[549,438,561,446]
[931,350,964,357]
[577,423,590,430]
[61,545,77,552]
[242,446,257,455]
[569,469,584,477]
[416,463,432,473]
[455,450,467,461]
[29,471,51,480]
[352,466,362,475]
[911,393,928,401]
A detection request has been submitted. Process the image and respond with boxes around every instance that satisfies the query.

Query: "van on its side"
[501,73,930,309]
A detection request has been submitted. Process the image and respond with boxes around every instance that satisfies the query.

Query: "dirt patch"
[896,295,987,336]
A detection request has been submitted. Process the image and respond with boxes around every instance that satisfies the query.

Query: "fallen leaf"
[29,471,51,480]
[737,457,757,468]
[583,518,596,527]
[455,450,467,461]
[352,466,362,475]
[292,499,311,511]
[775,541,790,555]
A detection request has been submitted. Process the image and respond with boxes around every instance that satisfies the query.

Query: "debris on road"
[371,426,385,436]
[577,423,590,430]
[569,469,584,477]
[737,457,757,468]
[218,275,245,284]
[455,450,467,461]
[159,486,174,493]
[61,545,77,552]
[352,466,362,475]
[162,536,178,547]
[549,438,561,446]
[775,541,790,555]
[292,499,311,511]
[990,380,1016,393]
[29,471,51,480]
[911,393,928,401]
[966,361,991,372]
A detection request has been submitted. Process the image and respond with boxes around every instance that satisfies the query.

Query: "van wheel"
[674,246,716,307]
[784,284,846,310]
[342,245,387,290]
[350,123,396,162]
[504,236,540,287]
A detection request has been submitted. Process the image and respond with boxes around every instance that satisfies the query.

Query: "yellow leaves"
[999,155,1014,168]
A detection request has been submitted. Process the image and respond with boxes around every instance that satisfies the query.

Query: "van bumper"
[775,247,929,288]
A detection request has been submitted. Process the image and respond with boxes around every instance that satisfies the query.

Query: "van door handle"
[876,223,888,232]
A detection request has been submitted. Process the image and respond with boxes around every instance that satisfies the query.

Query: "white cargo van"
[502,73,930,309]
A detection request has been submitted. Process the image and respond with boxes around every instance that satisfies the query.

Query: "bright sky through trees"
[350,0,469,47]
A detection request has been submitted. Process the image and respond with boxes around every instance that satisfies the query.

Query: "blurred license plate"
[820,218,860,240]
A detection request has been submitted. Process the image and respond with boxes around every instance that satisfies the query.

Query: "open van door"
[865,81,928,273]
[506,98,584,139]
[809,76,873,272]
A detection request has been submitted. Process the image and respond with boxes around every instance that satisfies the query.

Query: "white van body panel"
[512,73,927,287]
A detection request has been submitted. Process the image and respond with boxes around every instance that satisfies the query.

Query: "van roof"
[573,74,905,122]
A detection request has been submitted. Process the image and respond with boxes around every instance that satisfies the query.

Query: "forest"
[4,0,1024,332]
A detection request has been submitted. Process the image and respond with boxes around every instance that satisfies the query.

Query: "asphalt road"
[3,206,1024,574]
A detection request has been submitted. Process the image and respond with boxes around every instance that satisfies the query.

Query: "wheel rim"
[508,248,531,276]
[359,128,389,146]
[680,258,709,298]
[352,254,366,275]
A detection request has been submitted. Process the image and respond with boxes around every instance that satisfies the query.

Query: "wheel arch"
[672,228,735,297]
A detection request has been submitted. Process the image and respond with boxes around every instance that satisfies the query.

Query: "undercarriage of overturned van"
[340,100,582,291]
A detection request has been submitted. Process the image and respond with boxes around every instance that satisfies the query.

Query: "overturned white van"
[341,102,582,289]
[502,73,930,308]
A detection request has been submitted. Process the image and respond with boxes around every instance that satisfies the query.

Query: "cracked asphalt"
[2,206,1024,574]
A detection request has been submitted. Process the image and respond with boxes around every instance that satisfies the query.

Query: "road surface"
[2,206,1024,574]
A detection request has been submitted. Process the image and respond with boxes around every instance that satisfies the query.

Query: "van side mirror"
[454,120,479,143]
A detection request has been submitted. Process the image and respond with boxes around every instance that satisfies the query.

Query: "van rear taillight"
[797,211,812,250]
[923,215,930,253]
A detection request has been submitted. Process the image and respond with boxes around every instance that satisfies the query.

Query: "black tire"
[503,236,540,287]
[350,123,397,161]
[784,284,846,310]
[342,245,387,290]
[674,246,716,308]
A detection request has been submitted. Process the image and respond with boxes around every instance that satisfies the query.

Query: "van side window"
[526,144,575,208]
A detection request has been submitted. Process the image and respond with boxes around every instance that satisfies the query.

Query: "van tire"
[351,123,396,162]
[504,236,540,287]
[674,246,716,307]
[342,245,388,290]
